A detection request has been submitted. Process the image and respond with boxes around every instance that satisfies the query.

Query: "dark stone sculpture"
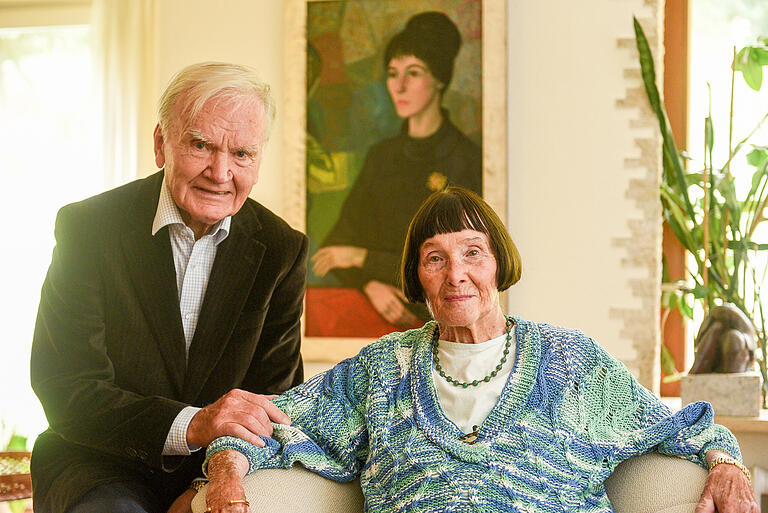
[689,303,758,374]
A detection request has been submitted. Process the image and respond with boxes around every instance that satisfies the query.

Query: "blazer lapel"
[120,173,187,397]
[183,206,265,402]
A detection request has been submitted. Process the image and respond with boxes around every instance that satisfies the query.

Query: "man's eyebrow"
[234,143,261,155]
[184,131,259,155]
[186,129,212,144]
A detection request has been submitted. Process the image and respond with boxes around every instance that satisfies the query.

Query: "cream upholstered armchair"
[190,452,708,513]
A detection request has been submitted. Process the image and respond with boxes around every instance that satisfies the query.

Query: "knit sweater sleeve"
[203,353,371,482]
[551,330,741,472]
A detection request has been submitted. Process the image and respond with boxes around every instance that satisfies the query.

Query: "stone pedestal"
[681,372,762,417]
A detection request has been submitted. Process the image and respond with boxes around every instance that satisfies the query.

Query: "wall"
[150,0,663,387]
[505,0,663,388]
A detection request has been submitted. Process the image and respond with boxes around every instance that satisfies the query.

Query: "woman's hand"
[363,280,419,328]
[696,450,759,512]
[205,450,251,513]
[311,246,367,276]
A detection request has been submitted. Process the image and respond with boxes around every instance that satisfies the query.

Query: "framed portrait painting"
[284,0,507,362]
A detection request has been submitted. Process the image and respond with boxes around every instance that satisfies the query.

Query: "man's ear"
[153,123,166,168]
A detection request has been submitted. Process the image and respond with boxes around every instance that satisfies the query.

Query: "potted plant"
[633,17,768,406]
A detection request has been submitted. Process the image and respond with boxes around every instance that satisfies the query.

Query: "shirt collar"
[151,177,231,245]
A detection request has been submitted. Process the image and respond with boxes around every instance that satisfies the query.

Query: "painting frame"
[283,0,508,363]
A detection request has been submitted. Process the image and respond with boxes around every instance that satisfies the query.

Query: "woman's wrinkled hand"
[696,457,759,513]
[205,450,251,513]
[363,280,419,328]
[311,246,367,276]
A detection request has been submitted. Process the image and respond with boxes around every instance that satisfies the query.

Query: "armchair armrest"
[605,452,707,513]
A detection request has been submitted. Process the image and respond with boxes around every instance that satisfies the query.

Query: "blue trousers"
[66,480,164,513]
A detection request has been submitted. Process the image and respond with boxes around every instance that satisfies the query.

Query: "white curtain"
[91,0,156,187]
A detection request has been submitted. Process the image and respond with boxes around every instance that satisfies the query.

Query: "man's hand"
[696,451,759,513]
[187,389,290,448]
[363,280,419,328]
[311,245,366,277]
[167,488,196,513]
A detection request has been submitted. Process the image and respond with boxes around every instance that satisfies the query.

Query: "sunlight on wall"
[0,25,103,447]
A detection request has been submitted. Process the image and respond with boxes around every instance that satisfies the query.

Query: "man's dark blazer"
[30,171,307,512]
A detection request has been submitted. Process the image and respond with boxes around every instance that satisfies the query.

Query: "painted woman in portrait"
[310,11,482,332]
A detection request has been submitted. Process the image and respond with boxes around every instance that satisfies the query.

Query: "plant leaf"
[634,17,696,223]
[739,48,764,90]
[9,500,27,513]
[686,172,705,186]
[662,289,679,310]
[753,46,768,65]
[705,115,714,155]
[692,283,709,299]
[661,342,679,376]
[679,298,694,319]
[747,147,768,169]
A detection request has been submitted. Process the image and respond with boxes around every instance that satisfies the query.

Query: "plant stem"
[758,300,768,407]
[721,111,768,180]
[723,210,731,298]
[703,92,712,311]
[747,160,768,239]
[727,46,736,179]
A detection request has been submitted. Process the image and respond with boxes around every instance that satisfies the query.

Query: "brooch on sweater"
[459,425,479,445]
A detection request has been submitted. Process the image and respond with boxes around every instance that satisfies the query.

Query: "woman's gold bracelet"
[708,456,752,484]
[190,479,208,492]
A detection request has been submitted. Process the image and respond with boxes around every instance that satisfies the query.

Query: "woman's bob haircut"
[400,186,522,304]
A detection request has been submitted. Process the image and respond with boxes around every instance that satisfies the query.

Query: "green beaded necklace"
[432,316,514,388]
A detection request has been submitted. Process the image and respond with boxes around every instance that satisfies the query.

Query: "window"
[690,1,768,177]
[687,1,768,339]
[0,22,101,447]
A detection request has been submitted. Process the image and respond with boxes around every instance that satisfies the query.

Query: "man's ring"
[229,499,250,506]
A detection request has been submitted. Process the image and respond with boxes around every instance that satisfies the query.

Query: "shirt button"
[185,313,192,320]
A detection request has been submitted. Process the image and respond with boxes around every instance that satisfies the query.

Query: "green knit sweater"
[206,318,740,512]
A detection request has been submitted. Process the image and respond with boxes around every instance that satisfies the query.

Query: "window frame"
[661,0,690,396]
[0,1,90,29]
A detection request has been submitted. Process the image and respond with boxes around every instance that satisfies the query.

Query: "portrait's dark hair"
[384,11,461,89]
[400,187,522,303]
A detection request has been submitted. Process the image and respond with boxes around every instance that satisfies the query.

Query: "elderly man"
[30,62,306,513]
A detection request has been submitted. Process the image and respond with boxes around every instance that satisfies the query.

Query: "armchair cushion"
[191,452,707,513]
[191,466,362,513]
[604,452,707,513]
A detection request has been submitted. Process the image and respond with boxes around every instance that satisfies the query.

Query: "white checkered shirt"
[152,178,231,455]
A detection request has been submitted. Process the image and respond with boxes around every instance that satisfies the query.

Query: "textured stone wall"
[612,1,664,390]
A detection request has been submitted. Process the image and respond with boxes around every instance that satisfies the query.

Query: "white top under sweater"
[432,330,517,434]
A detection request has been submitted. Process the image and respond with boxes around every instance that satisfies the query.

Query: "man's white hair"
[157,62,276,143]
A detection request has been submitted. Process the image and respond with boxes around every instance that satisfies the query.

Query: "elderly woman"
[198,187,757,512]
